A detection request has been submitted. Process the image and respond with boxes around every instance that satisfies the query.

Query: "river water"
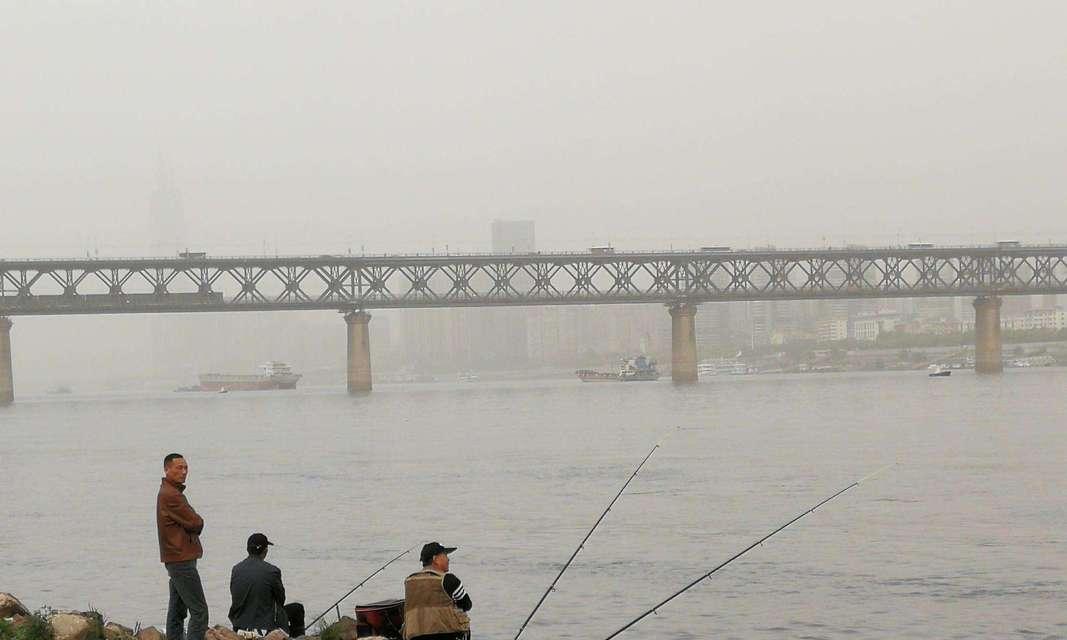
[2,369,1066,639]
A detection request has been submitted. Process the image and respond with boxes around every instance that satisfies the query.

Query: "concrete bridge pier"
[669,302,698,384]
[0,317,13,405]
[973,296,1003,374]
[345,311,373,393]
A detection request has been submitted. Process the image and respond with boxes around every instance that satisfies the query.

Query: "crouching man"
[229,533,303,636]
[402,542,472,640]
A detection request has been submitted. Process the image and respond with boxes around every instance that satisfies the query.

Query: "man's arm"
[442,573,472,612]
[271,566,286,606]
[229,565,247,624]
[162,492,204,534]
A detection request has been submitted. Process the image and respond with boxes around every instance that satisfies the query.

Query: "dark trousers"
[166,560,209,640]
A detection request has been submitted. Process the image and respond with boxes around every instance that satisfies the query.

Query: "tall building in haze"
[149,157,187,254]
[491,220,536,253]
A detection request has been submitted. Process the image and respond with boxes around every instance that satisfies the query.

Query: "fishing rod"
[514,429,677,640]
[602,463,896,639]
[306,544,416,630]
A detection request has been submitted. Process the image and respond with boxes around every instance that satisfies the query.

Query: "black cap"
[247,532,274,553]
[420,541,457,565]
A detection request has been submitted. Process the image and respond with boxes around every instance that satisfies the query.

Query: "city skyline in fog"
[4,2,1067,258]
[4,2,1067,392]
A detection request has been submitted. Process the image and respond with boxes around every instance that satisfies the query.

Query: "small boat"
[928,365,951,377]
[218,387,230,393]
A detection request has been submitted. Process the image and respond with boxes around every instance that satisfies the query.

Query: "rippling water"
[3,369,1066,639]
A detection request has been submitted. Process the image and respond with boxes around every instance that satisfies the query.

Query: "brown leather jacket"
[157,477,204,563]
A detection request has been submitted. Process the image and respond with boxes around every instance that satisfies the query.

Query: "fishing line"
[513,427,680,640]
[306,544,416,630]
[602,463,897,639]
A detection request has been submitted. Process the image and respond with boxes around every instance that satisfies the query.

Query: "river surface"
[2,369,1066,639]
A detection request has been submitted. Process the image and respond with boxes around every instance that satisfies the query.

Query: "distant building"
[998,307,1067,331]
[748,301,770,348]
[491,220,536,254]
[852,317,881,342]
[149,157,187,254]
[695,303,733,351]
[816,318,848,343]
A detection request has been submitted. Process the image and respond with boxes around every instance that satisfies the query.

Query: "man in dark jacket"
[229,533,288,635]
[157,453,208,640]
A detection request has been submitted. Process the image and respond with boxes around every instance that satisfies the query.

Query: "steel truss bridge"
[3,246,1067,315]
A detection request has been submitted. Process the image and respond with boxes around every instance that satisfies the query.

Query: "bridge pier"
[345,311,373,393]
[669,302,698,384]
[973,296,1003,374]
[0,317,13,405]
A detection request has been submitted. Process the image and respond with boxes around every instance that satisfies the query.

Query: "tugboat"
[577,355,660,382]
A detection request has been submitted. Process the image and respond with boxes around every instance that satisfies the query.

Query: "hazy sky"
[3,1,1066,256]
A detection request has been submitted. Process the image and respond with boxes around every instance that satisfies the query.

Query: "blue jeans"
[166,560,209,640]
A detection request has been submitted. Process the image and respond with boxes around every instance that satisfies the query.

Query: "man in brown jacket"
[157,453,208,640]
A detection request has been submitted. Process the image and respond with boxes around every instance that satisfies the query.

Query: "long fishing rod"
[514,430,677,640]
[306,544,416,630]
[602,463,896,639]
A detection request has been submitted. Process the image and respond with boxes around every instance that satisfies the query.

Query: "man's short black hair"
[163,453,184,467]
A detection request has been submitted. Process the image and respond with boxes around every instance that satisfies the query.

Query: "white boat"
[698,358,752,377]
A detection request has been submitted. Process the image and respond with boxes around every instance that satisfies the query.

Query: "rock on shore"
[0,593,30,618]
[49,613,97,640]
[0,594,358,640]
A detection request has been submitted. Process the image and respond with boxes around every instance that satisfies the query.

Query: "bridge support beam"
[973,296,1003,374]
[345,311,373,393]
[669,302,698,384]
[0,317,13,405]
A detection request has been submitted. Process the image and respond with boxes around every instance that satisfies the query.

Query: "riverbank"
[0,594,367,640]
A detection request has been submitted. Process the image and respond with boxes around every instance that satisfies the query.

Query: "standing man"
[402,542,472,640]
[157,453,208,640]
[228,533,288,636]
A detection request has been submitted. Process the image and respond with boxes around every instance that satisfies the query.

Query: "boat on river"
[196,361,302,391]
[577,355,660,382]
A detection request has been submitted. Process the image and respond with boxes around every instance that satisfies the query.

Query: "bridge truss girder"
[3,248,1067,315]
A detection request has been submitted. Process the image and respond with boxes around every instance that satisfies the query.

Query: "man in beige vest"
[402,542,472,640]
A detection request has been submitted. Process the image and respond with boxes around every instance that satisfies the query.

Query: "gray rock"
[104,622,135,640]
[49,613,95,640]
[136,626,166,640]
[0,593,29,618]
[205,626,239,640]
[322,616,358,640]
